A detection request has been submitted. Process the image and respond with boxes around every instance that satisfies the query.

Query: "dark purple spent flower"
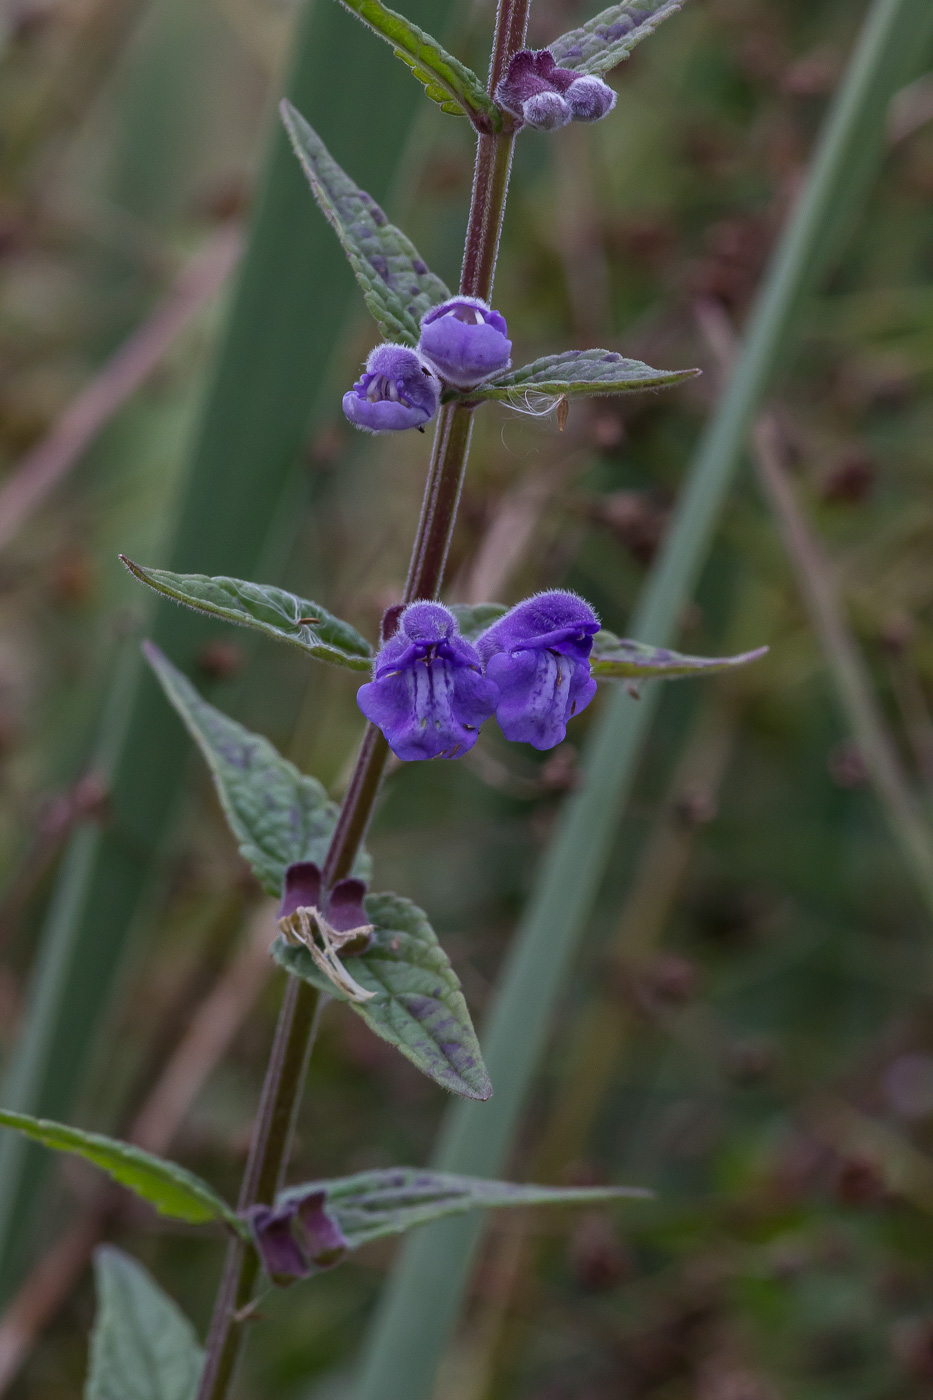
[357,600,498,761]
[247,1193,348,1285]
[343,343,441,434]
[295,1190,349,1268]
[564,75,616,122]
[247,1203,313,1285]
[476,590,600,750]
[278,861,323,921]
[418,296,512,389]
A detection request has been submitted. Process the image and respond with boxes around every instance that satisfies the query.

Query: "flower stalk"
[195,0,529,1392]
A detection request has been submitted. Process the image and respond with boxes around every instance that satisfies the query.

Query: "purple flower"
[279,861,372,952]
[476,591,600,750]
[418,297,512,389]
[247,1190,348,1286]
[342,343,441,434]
[357,601,498,761]
[495,49,616,129]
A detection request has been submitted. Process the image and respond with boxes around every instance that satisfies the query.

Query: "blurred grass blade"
[352,3,933,1396]
[0,0,453,1297]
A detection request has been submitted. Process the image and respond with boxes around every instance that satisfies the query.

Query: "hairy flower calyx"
[342,343,441,434]
[357,601,498,761]
[476,590,600,750]
[495,50,616,130]
[418,296,512,389]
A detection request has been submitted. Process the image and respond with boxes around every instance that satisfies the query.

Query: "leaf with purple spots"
[463,348,699,402]
[549,0,688,79]
[281,101,450,344]
[276,1168,650,1250]
[273,892,491,1101]
[144,644,369,897]
[590,631,769,680]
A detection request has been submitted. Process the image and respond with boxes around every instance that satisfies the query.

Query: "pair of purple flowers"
[357,591,600,761]
[342,296,512,435]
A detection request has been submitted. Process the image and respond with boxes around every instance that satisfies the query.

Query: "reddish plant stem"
[197,1,530,1393]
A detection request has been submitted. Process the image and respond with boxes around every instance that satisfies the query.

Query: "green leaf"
[0,1110,243,1235]
[281,1169,650,1249]
[549,0,688,78]
[590,632,769,680]
[448,602,507,643]
[281,101,450,344]
[465,349,699,402]
[122,560,373,672]
[273,892,491,1101]
[86,1247,204,1400]
[143,643,364,898]
[338,0,501,130]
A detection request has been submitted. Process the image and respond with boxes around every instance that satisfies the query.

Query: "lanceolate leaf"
[466,349,698,402]
[122,560,373,672]
[449,602,507,643]
[0,1110,243,1235]
[86,1247,204,1400]
[549,0,687,78]
[281,101,450,344]
[280,1169,651,1249]
[590,632,769,680]
[144,644,365,897]
[339,0,501,131]
[273,892,491,1101]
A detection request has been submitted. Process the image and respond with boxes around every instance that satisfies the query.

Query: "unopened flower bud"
[476,591,600,750]
[418,297,512,389]
[496,49,616,130]
[342,343,440,434]
[357,601,498,761]
[522,90,571,129]
[563,75,616,122]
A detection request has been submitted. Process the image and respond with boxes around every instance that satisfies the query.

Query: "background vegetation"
[1,0,933,1395]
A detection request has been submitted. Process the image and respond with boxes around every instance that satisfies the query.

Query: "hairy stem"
[196,0,530,1393]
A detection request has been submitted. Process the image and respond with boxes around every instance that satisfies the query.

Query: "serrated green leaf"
[465,349,699,402]
[281,101,450,344]
[590,632,769,680]
[448,602,508,643]
[338,0,501,131]
[86,1247,204,1400]
[273,892,491,1100]
[280,1169,650,1249]
[0,1110,243,1235]
[143,643,367,897]
[122,560,373,672]
[549,0,687,77]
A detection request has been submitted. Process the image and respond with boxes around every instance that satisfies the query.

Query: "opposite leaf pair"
[343,296,512,434]
[358,591,600,760]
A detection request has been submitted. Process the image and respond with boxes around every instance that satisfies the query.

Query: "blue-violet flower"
[418,297,512,389]
[495,49,616,129]
[357,601,498,761]
[476,591,600,750]
[342,343,441,434]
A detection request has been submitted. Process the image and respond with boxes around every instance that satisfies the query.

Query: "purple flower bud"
[342,343,441,434]
[357,600,499,761]
[522,91,571,130]
[562,75,617,122]
[476,591,600,750]
[418,297,512,389]
[496,49,616,130]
